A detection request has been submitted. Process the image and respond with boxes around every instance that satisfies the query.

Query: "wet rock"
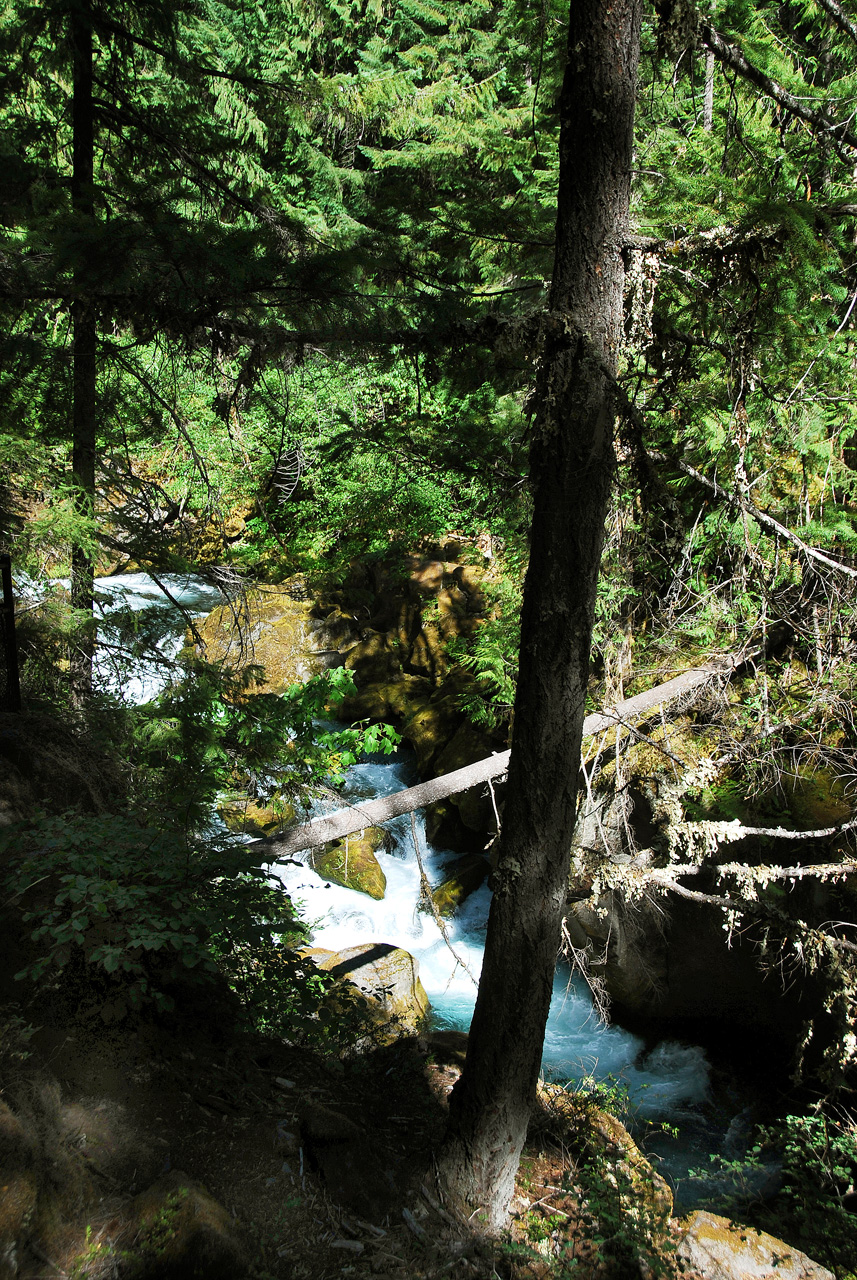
[302,943,430,1040]
[309,831,387,900]
[120,1170,249,1279]
[217,796,295,838]
[431,853,489,916]
[402,694,464,777]
[676,1209,834,1279]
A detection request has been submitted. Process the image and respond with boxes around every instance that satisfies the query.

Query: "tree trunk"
[438,0,642,1229]
[70,0,97,704]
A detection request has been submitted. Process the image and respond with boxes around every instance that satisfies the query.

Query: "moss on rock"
[217,796,295,838]
[431,853,489,917]
[301,943,430,1043]
[309,833,387,900]
[120,1170,249,1279]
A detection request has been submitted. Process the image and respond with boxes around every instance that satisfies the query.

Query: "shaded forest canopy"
[2,0,857,1275]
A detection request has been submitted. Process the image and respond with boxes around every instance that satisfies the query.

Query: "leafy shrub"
[753,1112,857,1280]
[1,812,333,1036]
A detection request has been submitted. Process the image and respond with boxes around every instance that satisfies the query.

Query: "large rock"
[217,795,295,838]
[299,1102,391,1221]
[120,1170,249,1279]
[302,943,429,1041]
[432,719,502,834]
[309,830,387,899]
[196,584,356,692]
[344,631,402,685]
[431,853,489,916]
[334,674,433,724]
[537,1083,672,1229]
[676,1210,834,1279]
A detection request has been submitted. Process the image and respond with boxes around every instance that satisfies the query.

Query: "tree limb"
[700,21,857,152]
[654,452,857,579]
[249,650,750,859]
[814,0,857,50]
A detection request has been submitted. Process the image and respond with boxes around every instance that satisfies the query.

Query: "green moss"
[310,836,387,899]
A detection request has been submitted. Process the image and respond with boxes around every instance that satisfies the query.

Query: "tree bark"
[437,0,642,1229]
[70,0,97,704]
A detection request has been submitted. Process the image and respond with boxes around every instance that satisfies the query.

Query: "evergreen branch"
[654,453,857,580]
[699,21,857,151]
[90,15,295,92]
[108,347,212,493]
[814,0,857,49]
[628,203,857,257]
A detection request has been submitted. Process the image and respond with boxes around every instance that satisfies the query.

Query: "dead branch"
[248,650,752,859]
[653,452,857,580]
[700,21,857,152]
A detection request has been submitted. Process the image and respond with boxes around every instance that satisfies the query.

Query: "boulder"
[431,853,490,916]
[432,719,502,833]
[334,674,432,725]
[299,1102,390,1221]
[408,558,445,595]
[343,632,401,685]
[302,943,430,1040]
[402,694,464,777]
[676,1210,834,1279]
[120,1170,249,1279]
[309,831,387,900]
[196,585,348,692]
[217,796,295,838]
[537,1083,672,1230]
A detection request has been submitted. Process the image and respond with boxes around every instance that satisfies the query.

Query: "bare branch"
[655,452,857,580]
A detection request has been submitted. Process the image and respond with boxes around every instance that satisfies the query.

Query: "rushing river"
[272,749,769,1204]
[75,571,768,1205]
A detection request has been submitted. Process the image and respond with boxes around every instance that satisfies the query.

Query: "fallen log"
[247,649,753,862]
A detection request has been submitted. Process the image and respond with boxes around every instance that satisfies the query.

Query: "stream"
[81,571,771,1207]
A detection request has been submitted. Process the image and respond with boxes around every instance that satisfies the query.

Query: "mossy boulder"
[676,1209,834,1279]
[309,830,387,899]
[343,632,401,685]
[402,693,464,777]
[432,719,501,832]
[196,585,353,692]
[301,942,430,1042]
[431,853,490,916]
[120,1170,249,1279]
[537,1083,672,1237]
[334,674,432,724]
[217,796,296,838]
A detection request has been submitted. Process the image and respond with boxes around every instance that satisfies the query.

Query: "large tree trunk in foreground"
[69,0,97,705]
[438,0,642,1229]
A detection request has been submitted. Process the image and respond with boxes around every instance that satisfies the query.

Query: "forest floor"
[3,974,660,1280]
